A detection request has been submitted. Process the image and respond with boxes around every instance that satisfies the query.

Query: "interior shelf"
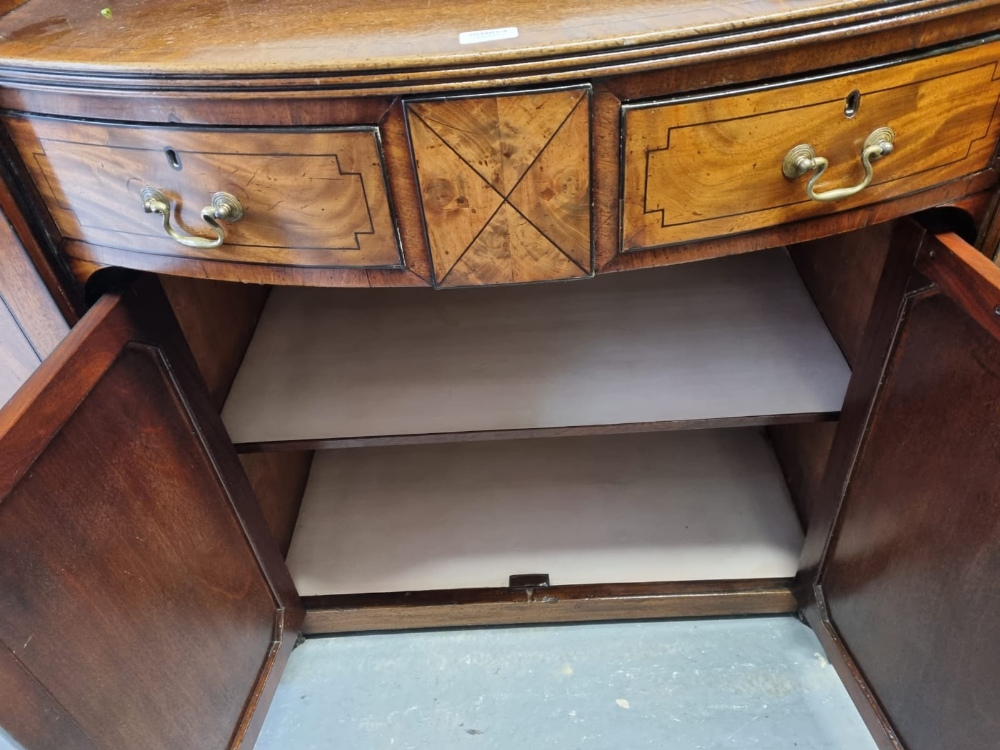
[285,429,804,597]
[222,248,851,449]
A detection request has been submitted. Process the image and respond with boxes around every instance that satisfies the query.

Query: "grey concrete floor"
[256,615,878,750]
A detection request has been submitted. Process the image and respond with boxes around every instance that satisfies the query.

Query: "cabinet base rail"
[301,578,797,634]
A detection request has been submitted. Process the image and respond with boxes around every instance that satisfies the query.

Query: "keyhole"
[164,147,182,170]
[844,90,861,118]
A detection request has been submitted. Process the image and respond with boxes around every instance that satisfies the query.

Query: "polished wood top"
[0,0,994,86]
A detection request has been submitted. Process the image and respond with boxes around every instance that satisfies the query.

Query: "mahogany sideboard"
[1,0,1000,748]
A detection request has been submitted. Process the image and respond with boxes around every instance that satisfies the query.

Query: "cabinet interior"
[160,224,892,631]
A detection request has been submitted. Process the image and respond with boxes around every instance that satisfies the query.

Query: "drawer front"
[5,118,403,268]
[406,87,592,287]
[622,41,1000,252]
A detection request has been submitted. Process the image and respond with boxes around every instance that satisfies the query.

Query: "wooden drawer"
[621,41,1000,252]
[4,117,403,269]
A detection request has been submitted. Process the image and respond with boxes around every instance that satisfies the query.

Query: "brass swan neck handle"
[141,188,244,249]
[782,127,895,202]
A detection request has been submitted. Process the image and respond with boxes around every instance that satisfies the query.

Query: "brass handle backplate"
[141,187,244,249]
[782,127,895,202]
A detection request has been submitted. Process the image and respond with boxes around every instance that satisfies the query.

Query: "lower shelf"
[286,429,805,631]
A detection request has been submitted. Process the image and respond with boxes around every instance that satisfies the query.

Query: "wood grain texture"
[0,643,99,750]
[916,230,1000,341]
[622,40,1000,251]
[222,249,850,446]
[820,287,1000,750]
[0,5,993,110]
[65,242,429,289]
[804,599,902,750]
[591,85,623,274]
[0,203,55,408]
[0,135,82,319]
[1,347,276,750]
[159,275,269,409]
[302,579,798,634]
[793,221,936,748]
[286,430,804,596]
[0,281,302,750]
[0,206,68,356]
[239,451,314,556]
[983,189,1000,264]
[795,218,929,593]
[0,179,69,407]
[408,88,591,286]
[0,91,396,127]
[0,0,996,93]
[376,99,433,285]
[6,116,403,268]
[64,169,998,287]
[602,170,997,275]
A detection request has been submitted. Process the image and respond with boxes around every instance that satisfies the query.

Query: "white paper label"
[459,27,519,45]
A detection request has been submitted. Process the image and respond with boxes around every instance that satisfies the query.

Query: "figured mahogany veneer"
[407,88,592,286]
[622,40,1000,251]
[0,23,995,286]
[5,117,402,269]
[1,0,1000,98]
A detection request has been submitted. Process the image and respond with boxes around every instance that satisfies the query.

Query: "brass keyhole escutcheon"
[844,90,861,118]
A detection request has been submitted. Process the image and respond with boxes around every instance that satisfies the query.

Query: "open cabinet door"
[0,280,301,750]
[806,222,1000,750]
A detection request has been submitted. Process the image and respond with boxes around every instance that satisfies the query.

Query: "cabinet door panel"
[817,229,1000,750]
[0,283,301,750]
